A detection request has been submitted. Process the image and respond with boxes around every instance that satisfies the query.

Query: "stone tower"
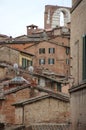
[44,5,71,29]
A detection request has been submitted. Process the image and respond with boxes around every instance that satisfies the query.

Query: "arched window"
[60,11,64,26]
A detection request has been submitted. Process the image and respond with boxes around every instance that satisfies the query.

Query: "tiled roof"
[0,45,34,56]
[33,73,66,83]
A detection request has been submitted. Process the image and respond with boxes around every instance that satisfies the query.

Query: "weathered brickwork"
[0,87,30,124]
[15,96,70,126]
[25,40,70,76]
[44,5,71,29]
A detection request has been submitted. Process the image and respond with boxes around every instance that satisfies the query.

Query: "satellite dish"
[28,66,34,74]
[13,63,18,70]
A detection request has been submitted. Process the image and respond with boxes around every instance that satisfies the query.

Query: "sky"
[0,0,72,37]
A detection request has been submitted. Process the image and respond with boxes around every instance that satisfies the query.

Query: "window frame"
[48,58,55,64]
[49,48,55,54]
[39,48,45,54]
[39,58,45,65]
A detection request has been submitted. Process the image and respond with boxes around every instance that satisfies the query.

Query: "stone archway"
[51,8,70,28]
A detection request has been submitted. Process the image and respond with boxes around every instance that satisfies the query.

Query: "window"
[57,83,61,92]
[83,35,86,80]
[60,11,64,26]
[48,58,55,64]
[39,48,45,54]
[66,59,70,65]
[49,48,55,54]
[66,47,70,55]
[22,58,31,69]
[39,59,45,65]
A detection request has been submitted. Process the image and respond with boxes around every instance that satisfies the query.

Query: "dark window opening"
[66,47,70,55]
[48,58,55,64]
[39,48,45,54]
[83,35,86,80]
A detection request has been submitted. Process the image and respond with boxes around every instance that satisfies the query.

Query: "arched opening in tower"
[60,11,64,26]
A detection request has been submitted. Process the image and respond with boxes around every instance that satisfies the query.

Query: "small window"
[49,48,55,54]
[66,47,70,55]
[39,59,45,65]
[48,58,54,64]
[39,48,45,54]
[66,59,70,65]
[83,35,86,80]
[57,83,61,92]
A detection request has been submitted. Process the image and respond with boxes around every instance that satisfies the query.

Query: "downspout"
[22,105,24,125]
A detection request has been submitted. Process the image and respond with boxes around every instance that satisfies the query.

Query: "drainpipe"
[22,106,24,125]
[75,40,79,85]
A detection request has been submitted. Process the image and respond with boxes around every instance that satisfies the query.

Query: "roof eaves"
[4,84,30,95]
[71,0,82,13]
[69,80,86,93]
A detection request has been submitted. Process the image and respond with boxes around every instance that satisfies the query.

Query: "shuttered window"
[39,48,45,54]
[22,58,31,69]
[39,59,45,65]
[49,48,55,54]
[48,58,54,64]
[83,35,86,80]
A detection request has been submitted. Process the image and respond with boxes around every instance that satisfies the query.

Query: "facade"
[13,94,70,126]
[0,45,33,69]
[0,84,31,124]
[69,83,86,130]
[0,82,70,126]
[70,0,86,130]
[70,0,86,85]
[25,39,70,76]
[44,5,71,29]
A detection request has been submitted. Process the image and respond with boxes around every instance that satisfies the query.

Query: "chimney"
[27,24,38,35]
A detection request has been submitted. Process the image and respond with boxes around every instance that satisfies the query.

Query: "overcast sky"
[0,0,72,37]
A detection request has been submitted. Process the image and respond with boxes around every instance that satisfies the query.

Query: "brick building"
[0,81,70,127]
[0,45,34,69]
[69,0,86,130]
[44,5,71,29]
[13,93,70,127]
[0,84,31,124]
[25,38,70,77]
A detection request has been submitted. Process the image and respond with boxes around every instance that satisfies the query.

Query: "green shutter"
[83,35,86,80]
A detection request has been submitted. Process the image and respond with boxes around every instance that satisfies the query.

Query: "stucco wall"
[70,0,86,85]
[70,88,86,130]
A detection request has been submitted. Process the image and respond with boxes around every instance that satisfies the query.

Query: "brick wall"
[44,5,70,29]
[0,87,31,124]
[15,97,70,126]
[25,40,70,76]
